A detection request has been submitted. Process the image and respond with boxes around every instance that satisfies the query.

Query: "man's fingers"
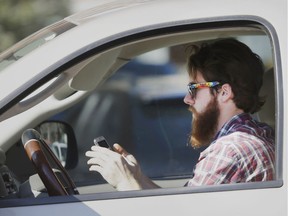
[113,143,128,156]
[113,143,138,165]
[87,157,104,165]
[89,164,103,172]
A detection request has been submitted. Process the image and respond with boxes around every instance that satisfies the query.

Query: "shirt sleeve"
[187,140,239,186]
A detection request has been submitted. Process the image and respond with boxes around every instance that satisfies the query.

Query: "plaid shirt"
[187,113,275,186]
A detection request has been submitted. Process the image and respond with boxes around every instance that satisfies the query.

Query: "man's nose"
[183,93,195,105]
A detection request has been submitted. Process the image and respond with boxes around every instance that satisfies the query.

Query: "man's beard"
[189,96,220,149]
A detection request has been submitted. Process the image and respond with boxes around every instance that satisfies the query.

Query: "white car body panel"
[0,0,286,215]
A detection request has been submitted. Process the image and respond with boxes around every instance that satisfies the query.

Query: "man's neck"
[217,107,244,133]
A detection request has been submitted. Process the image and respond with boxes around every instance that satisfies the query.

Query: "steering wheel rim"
[22,129,79,196]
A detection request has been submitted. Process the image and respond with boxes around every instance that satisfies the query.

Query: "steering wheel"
[21,129,79,196]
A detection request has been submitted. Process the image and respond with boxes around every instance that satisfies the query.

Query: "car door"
[0,0,286,215]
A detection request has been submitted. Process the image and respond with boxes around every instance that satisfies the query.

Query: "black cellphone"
[94,136,111,149]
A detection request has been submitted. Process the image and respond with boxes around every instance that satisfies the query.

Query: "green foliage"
[0,0,71,52]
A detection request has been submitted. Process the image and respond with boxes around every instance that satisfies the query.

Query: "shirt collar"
[213,112,252,141]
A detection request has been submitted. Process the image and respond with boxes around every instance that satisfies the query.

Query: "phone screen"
[94,136,111,149]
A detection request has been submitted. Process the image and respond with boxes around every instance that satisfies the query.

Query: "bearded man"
[86,39,275,190]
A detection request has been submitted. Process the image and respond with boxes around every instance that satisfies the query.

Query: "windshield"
[0,20,76,72]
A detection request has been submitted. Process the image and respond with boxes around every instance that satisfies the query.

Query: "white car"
[0,0,286,215]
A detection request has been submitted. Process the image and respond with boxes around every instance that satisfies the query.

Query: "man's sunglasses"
[187,81,221,99]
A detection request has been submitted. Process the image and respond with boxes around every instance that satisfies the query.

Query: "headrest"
[258,68,275,129]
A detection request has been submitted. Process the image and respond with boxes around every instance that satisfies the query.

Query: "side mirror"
[35,121,78,169]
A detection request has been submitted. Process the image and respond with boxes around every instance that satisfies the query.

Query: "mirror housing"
[35,121,78,169]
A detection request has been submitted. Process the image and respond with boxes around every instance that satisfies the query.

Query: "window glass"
[52,33,276,190]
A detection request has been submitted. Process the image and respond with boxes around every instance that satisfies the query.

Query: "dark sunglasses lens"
[188,86,196,98]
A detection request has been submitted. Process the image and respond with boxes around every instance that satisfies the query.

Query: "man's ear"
[219,83,233,102]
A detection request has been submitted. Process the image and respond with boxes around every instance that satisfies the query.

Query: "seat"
[257,68,275,129]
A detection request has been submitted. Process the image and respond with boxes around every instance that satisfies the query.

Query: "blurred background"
[0,0,98,52]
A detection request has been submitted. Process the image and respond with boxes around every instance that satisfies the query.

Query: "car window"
[49,32,278,190]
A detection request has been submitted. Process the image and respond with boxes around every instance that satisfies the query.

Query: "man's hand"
[86,143,143,191]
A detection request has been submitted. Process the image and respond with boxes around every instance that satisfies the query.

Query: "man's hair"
[186,38,265,114]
